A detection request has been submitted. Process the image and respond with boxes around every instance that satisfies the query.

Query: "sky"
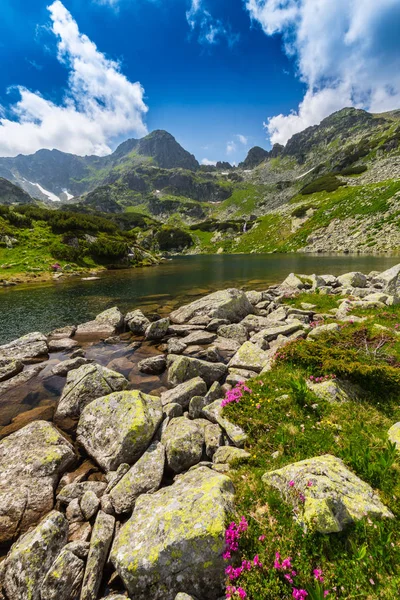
[0,1,399,165]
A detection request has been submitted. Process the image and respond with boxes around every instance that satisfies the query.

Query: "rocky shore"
[1,264,400,599]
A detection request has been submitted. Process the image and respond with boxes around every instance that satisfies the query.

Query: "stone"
[162,418,204,473]
[167,338,187,354]
[189,315,212,325]
[206,318,230,332]
[372,263,400,298]
[0,331,48,363]
[55,363,128,422]
[262,455,393,534]
[64,540,90,559]
[111,467,235,600]
[68,522,92,543]
[167,356,228,387]
[100,494,114,515]
[57,482,107,505]
[161,377,207,408]
[66,498,84,523]
[188,395,207,419]
[77,390,163,471]
[0,404,56,439]
[388,423,400,449]
[363,292,389,303]
[50,325,77,339]
[308,323,340,339]
[145,318,170,340]
[51,356,92,377]
[251,322,303,347]
[125,309,150,335]
[240,314,277,333]
[41,548,85,600]
[182,330,217,345]
[245,290,263,305]
[3,511,68,600]
[164,402,183,418]
[217,324,248,344]
[204,423,224,458]
[138,354,166,374]
[337,272,367,288]
[226,369,258,387]
[81,491,101,520]
[267,306,288,321]
[228,341,271,373]
[308,379,363,403]
[202,400,247,448]
[205,381,223,402]
[48,337,79,352]
[213,446,250,464]
[0,357,23,382]
[168,324,205,336]
[110,441,165,514]
[76,307,124,337]
[0,363,45,395]
[0,421,76,544]
[212,337,241,357]
[170,288,254,324]
[80,511,115,600]
[281,273,307,289]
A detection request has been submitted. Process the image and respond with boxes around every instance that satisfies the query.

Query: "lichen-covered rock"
[51,357,92,377]
[202,400,247,448]
[77,390,163,471]
[262,454,393,534]
[76,307,124,336]
[0,357,23,382]
[57,481,107,505]
[3,511,68,600]
[170,288,253,324]
[213,446,250,465]
[161,377,207,408]
[162,418,204,473]
[204,423,224,458]
[48,337,79,352]
[281,273,307,289]
[182,330,217,345]
[388,422,400,449]
[138,354,166,374]
[250,322,303,347]
[240,314,276,333]
[145,318,170,340]
[111,467,235,600]
[167,338,187,354]
[217,324,248,344]
[188,395,207,419]
[80,511,115,600]
[337,272,367,288]
[0,421,76,544]
[164,402,183,418]
[125,309,150,335]
[80,491,100,520]
[308,323,340,339]
[110,441,165,513]
[228,341,271,373]
[41,547,85,600]
[307,379,363,403]
[55,363,128,422]
[0,331,48,363]
[167,356,227,387]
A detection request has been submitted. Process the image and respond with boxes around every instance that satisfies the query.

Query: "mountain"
[0,178,34,206]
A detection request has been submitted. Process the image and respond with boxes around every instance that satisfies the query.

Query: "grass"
[221,309,400,599]
[281,291,342,313]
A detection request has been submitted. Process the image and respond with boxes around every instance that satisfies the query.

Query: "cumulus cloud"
[201,158,216,165]
[246,0,400,144]
[226,140,237,154]
[237,134,248,145]
[186,0,239,47]
[0,0,148,157]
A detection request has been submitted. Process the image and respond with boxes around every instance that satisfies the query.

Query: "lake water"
[1,253,399,345]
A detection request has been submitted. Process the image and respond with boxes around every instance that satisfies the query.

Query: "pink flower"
[237,588,247,599]
[256,403,261,409]
[292,589,308,599]
[307,481,313,487]
[324,592,330,597]
[299,493,305,503]
[289,480,295,488]
[242,560,252,571]
[313,568,324,583]
[258,534,266,541]
[253,555,263,568]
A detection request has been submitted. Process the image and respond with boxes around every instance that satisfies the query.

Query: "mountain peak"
[136,130,199,170]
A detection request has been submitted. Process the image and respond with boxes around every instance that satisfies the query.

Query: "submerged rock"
[111,467,235,600]
[77,390,163,471]
[0,331,48,363]
[170,288,253,324]
[138,354,166,374]
[262,454,393,534]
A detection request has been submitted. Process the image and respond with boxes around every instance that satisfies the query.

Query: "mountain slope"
[0,178,34,206]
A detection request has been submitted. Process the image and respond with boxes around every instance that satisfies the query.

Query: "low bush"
[300,175,345,195]
[156,227,193,251]
[339,165,367,176]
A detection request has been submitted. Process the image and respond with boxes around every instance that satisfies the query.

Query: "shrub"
[291,205,314,218]
[88,237,127,259]
[156,227,193,251]
[339,165,368,176]
[300,174,345,195]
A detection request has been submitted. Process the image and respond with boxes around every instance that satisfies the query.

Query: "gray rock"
[217,324,248,344]
[51,357,92,377]
[307,378,364,403]
[0,422,75,544]
[77,390,163,471]
[213,446,250,464]
[202,400,247,448]
[100,494,115,515]
[138,354,167,374]
[162,418,204,473]
[188,396,208,419]
[337,272,367,288]
[0,363,45,396]
[251,322,303,345]
[57,482,107,505]
[55,363,128,422]
[204,423,223,458]
[167,355,228,387]
[167,338,187,354]
[50,325,77,339]
[0,357,23,382]
[226,368,258,386]
[240,314,277,333]
[388,422,400,449]
[76,307,124,337]
[80,491,100,520]
[281,273,307,289]
[68,521,92,543]
[161,377,207,408]
[125,309,150,335]
[0,331,48,363]
[80,511,115,600]
[145,318,170,340]
[170,288,254,324]
[245,290,263,305]
[163,402,183,418]
[308,323,340,339]
[228,341,271,373]
[64,540,90,559]
[105,464,131,492]
[111,467,235,600]
[205,381,223,402]
[110,441,165,514]
[206,318,230,332]
[182,330,217,345]
[3,511,68,600]
[48,337,79,352]
[168,324,205,336]
[41,548,85,600]
[66,498,84,523]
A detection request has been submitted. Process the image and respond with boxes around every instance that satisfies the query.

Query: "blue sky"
[0,0,399,164]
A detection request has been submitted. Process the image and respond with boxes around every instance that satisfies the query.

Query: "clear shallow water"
[1,253,399,345]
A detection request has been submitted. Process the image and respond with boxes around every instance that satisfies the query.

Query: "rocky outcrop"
[0,331,48,363]
[170,289,253,324]
[111,467,235,600]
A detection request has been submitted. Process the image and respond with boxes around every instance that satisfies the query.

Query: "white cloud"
[226,140,237,154]
[236,134,248,145]
[0,1,148,157]
[246,0,400,144]
[201,158,216,165]
[186,0,239,47]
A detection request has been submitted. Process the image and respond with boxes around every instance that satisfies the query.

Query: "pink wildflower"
[289,480,295,488]
[253,555,263,568]
[282,557,292,570]
[324,592,330,597]
[258,534,266,542]
[237,588,247,599]
[307,481,313,487]
[313,569,324,583]
[292,589,308,599]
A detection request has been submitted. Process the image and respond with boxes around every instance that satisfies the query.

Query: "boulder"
[145,318,170,340]
[372,263,400,298]
[41,547,85,600]
[228,341,271,373]
[170,288,253,324]
[0,357,23,382]
[48,337,79,352]
[251,322,303,346]
[182,330,217,345]
[0,331,48,363]
[337,272,367,288]
[51,357,92,377]
[110,441,165,513]
[226,368,258,387]
[240,314,277,333]
[204,423,224,458]
[388,422,400,449]
[80,491,101,520]
[262,454,393,534]
[49,325,77,339]
[161,377,207,408]
[202,400,247,448]
[0,363,45,395]
[80,511,115,600]
[57,482,107,505]
[3,511,68,600]
[125,309,150,335]
[162,418,204,473]
[308,323,340,339]
[167,355,227,387]
[308,379,363,403]
[77,390,163,471]
[213,446,250,465]
[164,402,183,418]
[76,307,124,336]
[138,355,167,374]
[188,396,207,419]
[111,467,235,600]
[245,290,263,305]
[281,273,307,289]
[217,324,248,345]
[54,363,128,422]
[0,421,76,544]
[167,338,187,354]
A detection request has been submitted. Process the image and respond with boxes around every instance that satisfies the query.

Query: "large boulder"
[161,418,204,473]
[337,272,367,288]
[77,390,163,471]
[217,324,248,344]
[125,309,150,335]
[262,455,393,534]
[228,341,271,373]
[54,363,128,422]
[167,356,227,387]
[388,422,400,449]
[110,441,165,513]
[0,357,23,382]
[0,421,76,544]
[161,377,207,408]
[145,318,170,341]
[170,289,253,324]
[0,331,48,363]
[76,307,124,337]
[372,263,400,298]
[3,511,68,600]
[111,467,235,600]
